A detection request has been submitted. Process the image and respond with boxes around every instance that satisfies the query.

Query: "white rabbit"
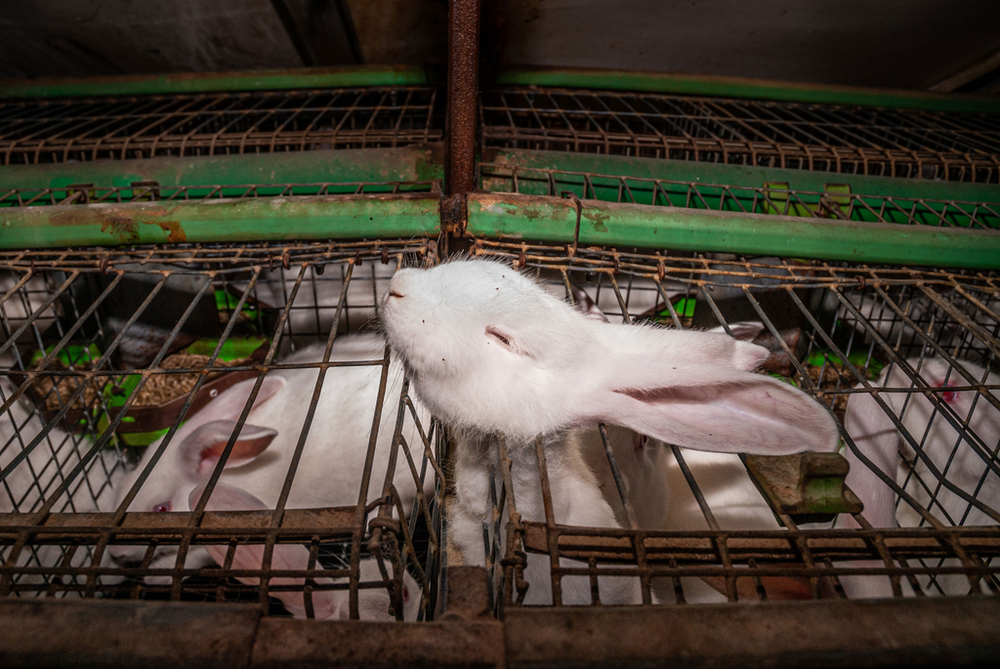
[109,334,434,579]
[381,259,840,606]
[581,320,810,604]
[1,377,128,595]
[836,358,1000,598]
[189,482,420,621]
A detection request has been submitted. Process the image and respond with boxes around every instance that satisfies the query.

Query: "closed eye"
[486,325,527,355]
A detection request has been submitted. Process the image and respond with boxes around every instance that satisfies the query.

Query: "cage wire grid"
[0,179,441,209]
[1,240,999,618]
[0,87,443,164]
[0,242,442,621]
[459,241,1000,609]
[477,163,1000,230]
[480,88,1000,183]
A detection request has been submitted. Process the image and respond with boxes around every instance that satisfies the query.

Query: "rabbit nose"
[386,273,411,300]
[107,544,142,565]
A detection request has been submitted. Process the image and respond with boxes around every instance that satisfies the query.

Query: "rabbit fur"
[381,259,840,606]
[836,357,1000,598]
[109,335,433,580]
[190,482,420,621]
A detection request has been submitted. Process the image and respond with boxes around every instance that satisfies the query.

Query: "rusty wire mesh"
[3,238,999,620]
[0,241,442,621]
[480,88,1000,183]
[0,179,441,209]
[0,87,443,164]
[477,163,1000,230]
[455,240,1000,610]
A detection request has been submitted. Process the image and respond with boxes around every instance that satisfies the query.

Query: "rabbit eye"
[485,326,516,352]
[152,502,171,513]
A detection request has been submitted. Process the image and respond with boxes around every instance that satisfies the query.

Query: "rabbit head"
[381,259,838,455]
[190,482,419,621]
[112,376,285,519]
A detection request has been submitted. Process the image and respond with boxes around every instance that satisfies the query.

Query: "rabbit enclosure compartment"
[3,13,1000,668]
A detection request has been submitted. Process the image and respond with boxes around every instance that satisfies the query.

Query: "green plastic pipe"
[495,68,1000,115]
[0,66,429,99]
[483,149,1000,207]
[0,145,445,192]
[466,193,1000,270]
[0,194,440,249]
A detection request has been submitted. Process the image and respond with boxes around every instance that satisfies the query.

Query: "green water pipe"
[466,193,1000,270]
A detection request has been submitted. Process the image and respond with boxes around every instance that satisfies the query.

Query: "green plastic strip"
[0,66,429,99]
[0,145,444,193]
[467,193,1000,270]
[483,149,1000,208]
[0,194,440,249]
[496,68,1000,115]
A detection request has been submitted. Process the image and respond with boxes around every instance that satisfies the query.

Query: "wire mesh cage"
[0,240,443,621]
[441,241,1000,611]
[477,163,1000,230]
[480,88,1000,183]
[1,87,443,164]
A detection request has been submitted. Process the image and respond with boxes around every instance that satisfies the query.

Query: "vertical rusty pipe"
[446,0,481,218]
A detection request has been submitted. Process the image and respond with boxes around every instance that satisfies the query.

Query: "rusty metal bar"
[503,598,1000,668]
[447,0,480,196]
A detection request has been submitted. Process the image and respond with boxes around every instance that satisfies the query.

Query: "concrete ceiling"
[1,1,996,92]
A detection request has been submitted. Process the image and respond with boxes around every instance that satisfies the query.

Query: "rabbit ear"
[576,325,838,455]
[181,376,286,435]
[596,372,839,455]
[190,483,342,620]
[180,420,278,478]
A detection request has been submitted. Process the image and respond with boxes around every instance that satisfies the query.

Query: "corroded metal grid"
[0,242,441,620]
[463,240,1000,608]
[3,237,999,621]
[0,180,441,208]
[477,163,1000,229]
[480,88,1000,183]
[0,88,443,164]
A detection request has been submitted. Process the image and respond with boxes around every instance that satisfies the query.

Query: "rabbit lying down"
[109,336,433,583]
[836,358,1000,598]
[190,482,420,621]
[381,258,840,606]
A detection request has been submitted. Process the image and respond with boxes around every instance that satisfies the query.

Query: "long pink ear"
[582,326,838,455]
[180,420,278,478]
[190,483,342,620]
[598,373,839,455]
[181,376,286,435]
